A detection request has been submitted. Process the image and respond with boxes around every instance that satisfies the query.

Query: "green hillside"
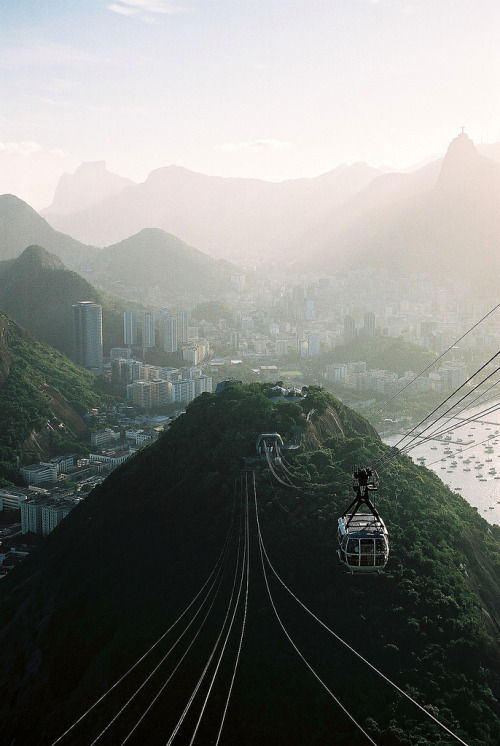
[0,193,98,267]
[96,227,239,297]
[0,245,129,358]
[0,385,498,744]
[0,313,107,483]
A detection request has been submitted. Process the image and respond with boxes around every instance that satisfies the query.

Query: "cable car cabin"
[337,514,389,573]
[337,466,389,573]
[256,433,284,462]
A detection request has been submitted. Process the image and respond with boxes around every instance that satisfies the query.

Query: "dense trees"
[0,315,105,484]
[0,383,498,744]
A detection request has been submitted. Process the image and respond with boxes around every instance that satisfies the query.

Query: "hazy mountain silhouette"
[41,160,136,218]
[0,194,98,270]
[42,162,382,258]
[94,227,241,297]
[0,195,238,304]
[8,134,498,287]
[0,245,127,357]
[304,133,500,286]
[478,141,500,166]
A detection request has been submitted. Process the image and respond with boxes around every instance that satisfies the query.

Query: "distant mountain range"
[44,160,136,218]
[41,161,383,257]
[0,134,498,300]
[0,197,241,303]
[303,133,500,286]
[93,227,239,299]
[39,135,500,288]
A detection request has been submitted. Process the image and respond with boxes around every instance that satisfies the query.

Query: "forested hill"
[0,245,129,358]
[0,385,499,745]
[0,313,105,483]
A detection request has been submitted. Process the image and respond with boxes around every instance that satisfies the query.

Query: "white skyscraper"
[72,301,103,373]
[124,309,138,346]
[142,312,156,348]
[177,309,189,345]
[161,313,178,353]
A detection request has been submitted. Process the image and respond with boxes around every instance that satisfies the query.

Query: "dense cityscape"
[0,264,497,574]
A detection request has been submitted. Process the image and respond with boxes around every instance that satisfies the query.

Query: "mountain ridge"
[303,133,500,285]
[38,135,500,287]
[42,160,136,218]
[94,227,240,299]
[41,161,383,256]
[0,194,99,271]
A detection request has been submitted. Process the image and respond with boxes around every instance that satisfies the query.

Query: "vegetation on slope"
[318,335,437,376]
[0,385,498,745]
[95,228,239,297]
[0,314,107,484]
[0,245,131,358]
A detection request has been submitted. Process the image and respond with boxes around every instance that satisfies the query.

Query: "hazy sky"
[1,0,499,209]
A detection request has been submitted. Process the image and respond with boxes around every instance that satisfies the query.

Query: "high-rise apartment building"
[126,380,152,409]
[363,312,376,337]
[343,314,356,343]
[142,312,156,348]
[161,313,178,353]
[124,309,138,346]
[72,301,103,373]
[177,309,189,345]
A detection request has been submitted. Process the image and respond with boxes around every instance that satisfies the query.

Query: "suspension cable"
[264,445,300,489]
[214,475,251,745]
[92,514,236,746]
[253,473,470,746]
[394,364,500,460]
[251,473,378,746]
[367,302,500,419]
[51,494,238,745]
[372,350,500,472]
[187,479,249,746]
[396,383,500,455]
[118,487,245,745]
[165,484,247,745]
[398,399,500,459]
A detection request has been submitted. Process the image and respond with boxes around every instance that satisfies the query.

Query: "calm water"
[383,399,500,527]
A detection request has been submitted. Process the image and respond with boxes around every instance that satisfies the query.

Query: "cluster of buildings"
[324,361,467,396]
[1,416,165,541]
[123,307,190,352]
[190,270,499,361]
[72,303,213,410]
[72,302,208,376]
[19,454,111,487]
[110,356,213,408]
[73,265,499,373]
[0,485,82,538]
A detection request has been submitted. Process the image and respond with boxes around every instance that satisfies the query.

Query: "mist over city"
[0,2,499,745]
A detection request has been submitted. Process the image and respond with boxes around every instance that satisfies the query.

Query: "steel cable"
[51,494,238,745]
[252,473,470,746]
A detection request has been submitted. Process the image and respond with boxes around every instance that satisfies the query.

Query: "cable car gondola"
[255,433,284,462]
[337,467,389,573]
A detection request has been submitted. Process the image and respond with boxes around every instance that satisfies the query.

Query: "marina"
[384,399,500,526]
